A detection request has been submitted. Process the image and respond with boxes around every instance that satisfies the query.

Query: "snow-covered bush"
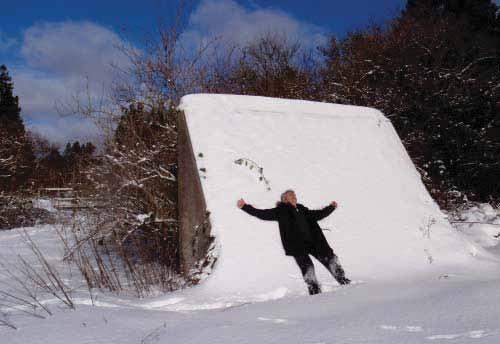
[451,203,500,248]
[0,194,54,230]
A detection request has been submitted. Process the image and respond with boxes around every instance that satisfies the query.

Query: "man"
[237,189,350,295]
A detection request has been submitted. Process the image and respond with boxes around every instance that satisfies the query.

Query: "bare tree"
[54,3,220,295]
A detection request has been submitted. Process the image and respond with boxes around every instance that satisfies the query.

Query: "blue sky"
[1,0,405,41]
[0,0,492,143]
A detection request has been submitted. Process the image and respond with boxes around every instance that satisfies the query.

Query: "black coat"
[241,202,336,256]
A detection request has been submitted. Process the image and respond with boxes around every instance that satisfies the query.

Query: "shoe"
[308,284,322,295]
[338,277,351,285]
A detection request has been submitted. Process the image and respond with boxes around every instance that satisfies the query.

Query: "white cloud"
[13,69,80,119]
[9,21,131,144]
[182,0,327,51]
[20,21,129,81]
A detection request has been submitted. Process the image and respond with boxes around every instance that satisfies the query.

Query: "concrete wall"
[177,110,212,275]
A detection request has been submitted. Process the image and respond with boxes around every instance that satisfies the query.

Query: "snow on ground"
[1,94,500,343]
[2,245,500,344]
[31,198,58,213]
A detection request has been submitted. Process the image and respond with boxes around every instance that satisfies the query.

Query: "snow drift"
[178,94,493,300]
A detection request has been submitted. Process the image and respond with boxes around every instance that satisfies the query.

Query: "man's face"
[284,191,297,206]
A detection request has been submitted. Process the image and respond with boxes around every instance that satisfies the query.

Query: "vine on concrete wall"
[234,158,271,191]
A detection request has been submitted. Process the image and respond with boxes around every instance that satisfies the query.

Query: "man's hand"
[330,201,338,209]
[237,198,246,208]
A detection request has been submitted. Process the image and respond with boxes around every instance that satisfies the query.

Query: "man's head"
[280,189,297,206]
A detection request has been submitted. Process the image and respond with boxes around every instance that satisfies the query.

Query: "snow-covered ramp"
[178,94,490,301]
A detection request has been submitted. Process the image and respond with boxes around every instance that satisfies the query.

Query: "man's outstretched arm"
[305,201,338,221]
[237,198,279,221]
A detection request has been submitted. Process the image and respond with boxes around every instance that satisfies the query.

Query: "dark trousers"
[293,244,349,295]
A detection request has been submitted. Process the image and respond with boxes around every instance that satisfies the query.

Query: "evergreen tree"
[0,64,24,133]
[0,65,34,191]
[82,142,96,156]
[71,141,82,155]
[404,0,499,34]
[63,142,73,158]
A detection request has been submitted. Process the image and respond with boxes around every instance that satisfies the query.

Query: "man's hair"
[280,189,295,202]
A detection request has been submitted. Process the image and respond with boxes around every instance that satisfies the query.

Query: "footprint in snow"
[380,325,423,333]
[406,326,424,333]
[257,316,288,324]
[319,280,366,292]
[427,329,499,340]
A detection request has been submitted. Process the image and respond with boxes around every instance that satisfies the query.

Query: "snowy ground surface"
[1,94,500,343]
[1,224,499,344]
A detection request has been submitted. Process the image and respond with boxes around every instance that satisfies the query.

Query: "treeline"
[32,136,96,188]
[0,65,96,192]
